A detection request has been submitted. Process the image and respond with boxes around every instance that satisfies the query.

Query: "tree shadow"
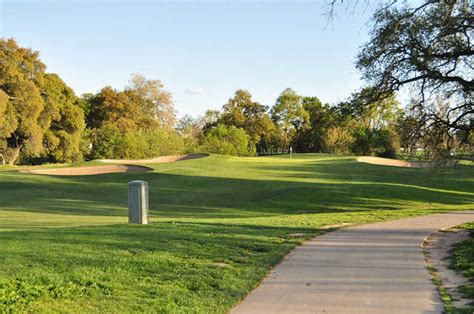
[0,159,472,219]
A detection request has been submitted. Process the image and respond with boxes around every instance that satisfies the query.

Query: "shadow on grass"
[0,159,473,219]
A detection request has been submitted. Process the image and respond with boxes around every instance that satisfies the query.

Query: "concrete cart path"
[233,211,474,314]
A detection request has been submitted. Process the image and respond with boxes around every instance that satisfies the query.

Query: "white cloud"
[185,87,205,95]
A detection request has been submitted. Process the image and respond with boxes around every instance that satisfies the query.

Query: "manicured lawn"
[450,222,474,310]
[1,154,473,312]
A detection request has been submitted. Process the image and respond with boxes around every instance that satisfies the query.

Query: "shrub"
[372,129,400,158]
[323,127,353,154]
[89,124,125,159]
[86,126,185,160]
[350,127,400,158]
[198,124,255,156]
[124,129,185,159]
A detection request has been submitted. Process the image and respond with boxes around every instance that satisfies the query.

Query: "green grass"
[1,154,473,312]
[449,222,474,310]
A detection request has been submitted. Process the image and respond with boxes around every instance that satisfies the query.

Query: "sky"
[0,0,379,117]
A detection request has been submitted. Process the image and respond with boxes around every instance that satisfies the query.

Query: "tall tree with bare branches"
[356,0,473,134]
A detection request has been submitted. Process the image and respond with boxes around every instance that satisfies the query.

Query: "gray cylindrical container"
[128,180,149,224]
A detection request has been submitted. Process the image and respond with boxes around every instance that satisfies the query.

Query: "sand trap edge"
[19,164,153,176]
[357,156,456,168]
[98,153,209,164]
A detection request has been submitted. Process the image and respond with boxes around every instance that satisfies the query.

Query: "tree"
[0,38,85,164]
[41,74,85,163]
[0,39,45,164]
[201,109,221,132]
[218,89,277,153]
[271,88,309,147]
[88,124,125,159]
[84,74,175,132]
[85,87,143,133]
[81,74,178,160]
[126,74,176,129]
[357,1,473,134]
[199,124,255,156]
[397,108,422,156]
[338,87,399,131]
[323,126,353,154]
[177,114,205,151]
[0,90,15,165]
[337,87,401,156]
[293,97,337,153]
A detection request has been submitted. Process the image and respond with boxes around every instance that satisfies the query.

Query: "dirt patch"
[357,156,456,168]
[99,153,209,164]
[20,165,152,176]
[423,228,472,308]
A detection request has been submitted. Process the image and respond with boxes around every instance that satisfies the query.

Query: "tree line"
[0,1,472,165]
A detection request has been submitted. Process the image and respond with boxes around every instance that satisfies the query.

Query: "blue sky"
[1,0,378,117]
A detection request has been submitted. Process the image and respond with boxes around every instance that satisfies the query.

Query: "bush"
[198,124,255,156]
[350,127,399,158]
[87,126,185,160]
[372,129,400,158]
[351,128,371,156]
[323,127,353,154]
[89,124,125,159]
[124,129,185,159]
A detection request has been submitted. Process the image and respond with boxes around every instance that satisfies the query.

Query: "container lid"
[128,180,147,186]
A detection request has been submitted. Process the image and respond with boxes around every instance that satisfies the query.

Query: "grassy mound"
[1,154,473,312]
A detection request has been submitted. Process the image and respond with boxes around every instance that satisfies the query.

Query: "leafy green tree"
[0,39,46,164]
[323,126,354,154]
[350,128,400,158]
[271,88,309,148]
[83,74,176,157]
[218,89,277,153]
[88,124,125,159]
[199,124,254,156]
[41,74,85,163]
[372,129,400,158]
[0,90,16,165]
[337,87,400,156]
[0,38,84,164]
[339,87,399,131]
[293,97,337,153]
[85,87,142,133]
[80,74,179,160]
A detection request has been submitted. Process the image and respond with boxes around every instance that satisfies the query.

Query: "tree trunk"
[0,153,4,166]
[7,147,20,165]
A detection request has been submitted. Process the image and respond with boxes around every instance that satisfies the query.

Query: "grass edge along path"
[425,222,474,314]
[449,222,474,313]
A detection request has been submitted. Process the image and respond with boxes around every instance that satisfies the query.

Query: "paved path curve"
[233,211,474,314]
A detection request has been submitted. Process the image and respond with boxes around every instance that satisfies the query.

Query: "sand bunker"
[20,165,152,176]
[357,156,455,168]
[19,154,208,176]
[99,153,209,164]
